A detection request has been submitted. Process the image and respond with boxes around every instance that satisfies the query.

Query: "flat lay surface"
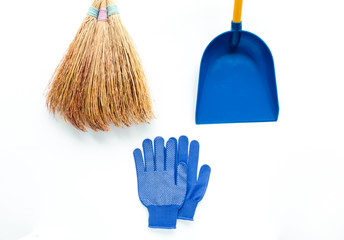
[0,0,344,239]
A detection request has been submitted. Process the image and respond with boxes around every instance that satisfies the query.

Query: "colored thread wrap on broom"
[87,6,99,18]
[107,5,119,16]
[98,8,108,21]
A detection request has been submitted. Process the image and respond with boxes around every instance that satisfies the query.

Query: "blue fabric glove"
[177,136,211,221]
[133,137,187,229]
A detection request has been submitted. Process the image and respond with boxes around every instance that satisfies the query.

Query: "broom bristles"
[107,0,154,125]
[46,0,103,131]
[84,1,116,131]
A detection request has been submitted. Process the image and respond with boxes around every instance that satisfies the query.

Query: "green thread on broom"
[87,6,99,18]
[107,5,119,16]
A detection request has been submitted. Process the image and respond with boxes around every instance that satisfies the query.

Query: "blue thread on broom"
[107,5,120,16]
[87,6,99,18]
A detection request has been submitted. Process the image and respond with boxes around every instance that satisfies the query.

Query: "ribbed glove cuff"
[178,199,199,221]
[148,205,180,229]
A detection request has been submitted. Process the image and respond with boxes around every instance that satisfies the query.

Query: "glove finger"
[188,140,200,186]
[176,162,187,189]
[133,148,144,173]
[194,165,211,201]
[154,137,165,171]
[143,139,154,171]
[178,136,189,164]
[166,138,177,171]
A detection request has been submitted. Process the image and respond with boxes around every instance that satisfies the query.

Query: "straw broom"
[107,0,153,126]
[47,0,153,131]
[46,0,102,131]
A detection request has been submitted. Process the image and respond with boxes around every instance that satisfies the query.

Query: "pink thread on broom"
[98,8,108,21]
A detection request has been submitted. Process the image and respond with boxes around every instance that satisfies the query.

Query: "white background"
[0,0,344,239]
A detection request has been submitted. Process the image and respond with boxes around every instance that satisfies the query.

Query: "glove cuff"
[148,205,180,229]
[177,199,199,221]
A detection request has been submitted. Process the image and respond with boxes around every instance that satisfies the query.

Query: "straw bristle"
[83,0,117,131]
[46,0,102,131]
[46,0,154,131]
[107,0,154,125]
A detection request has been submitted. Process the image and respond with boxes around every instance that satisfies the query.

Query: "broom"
[106,0,153,126]
[47,0,153,131]
[46,0,102,131]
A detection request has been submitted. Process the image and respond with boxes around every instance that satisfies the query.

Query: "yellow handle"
[233,0,243,23]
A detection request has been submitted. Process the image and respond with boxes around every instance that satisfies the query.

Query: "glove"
[133,137,187,229]
[177,136,211,221]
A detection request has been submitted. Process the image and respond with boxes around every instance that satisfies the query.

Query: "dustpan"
[195,0,279,124]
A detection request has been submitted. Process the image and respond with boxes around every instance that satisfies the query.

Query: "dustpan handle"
[233,0,243,23]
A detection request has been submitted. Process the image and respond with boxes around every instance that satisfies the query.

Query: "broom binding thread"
[107,5,119,16]
[98,8,108,21]
[87,6,99,18]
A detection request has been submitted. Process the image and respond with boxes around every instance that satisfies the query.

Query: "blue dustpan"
[196,0,279,124]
